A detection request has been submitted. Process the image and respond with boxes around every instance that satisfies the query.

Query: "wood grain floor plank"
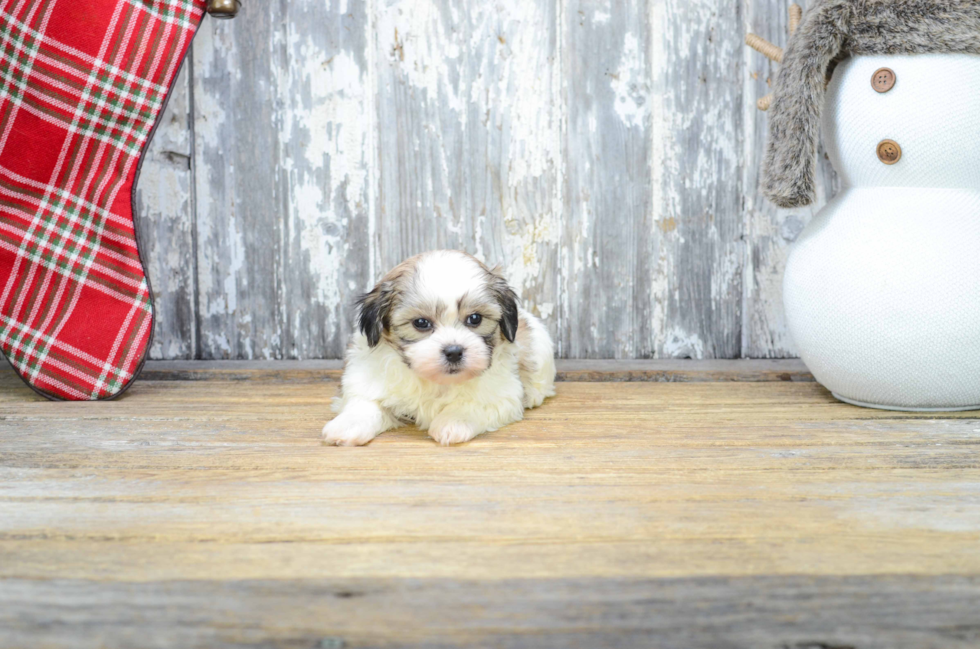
[1,368,978,646]
[2,576,978,649]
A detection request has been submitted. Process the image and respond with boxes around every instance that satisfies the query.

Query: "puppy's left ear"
[488,268,520,343]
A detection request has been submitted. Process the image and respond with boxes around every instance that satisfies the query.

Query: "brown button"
[872,67,896,93]
[877,139,902,165]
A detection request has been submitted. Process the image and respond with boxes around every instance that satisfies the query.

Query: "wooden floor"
[2,361,979,649]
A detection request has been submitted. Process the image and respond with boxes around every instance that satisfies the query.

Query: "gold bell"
[207,0,240,19]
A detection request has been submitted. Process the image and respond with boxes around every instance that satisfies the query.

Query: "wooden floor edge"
[93,359,815,383]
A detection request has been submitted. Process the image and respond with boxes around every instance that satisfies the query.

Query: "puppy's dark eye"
[412,318,432,331]
[465,313,482,327]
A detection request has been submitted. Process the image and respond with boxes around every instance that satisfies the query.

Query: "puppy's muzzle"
[443,345,464,365]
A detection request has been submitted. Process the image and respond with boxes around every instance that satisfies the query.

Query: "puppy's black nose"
[443,345,464,364]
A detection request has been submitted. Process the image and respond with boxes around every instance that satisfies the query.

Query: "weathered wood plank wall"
[136,0,837,360]
[374,0,562,346]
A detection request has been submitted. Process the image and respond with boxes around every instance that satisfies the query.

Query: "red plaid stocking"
[0,0,206,399]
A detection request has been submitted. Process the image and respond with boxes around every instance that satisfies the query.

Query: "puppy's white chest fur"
[322,251,556,446]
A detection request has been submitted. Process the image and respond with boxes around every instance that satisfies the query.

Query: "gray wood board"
[2,576,978,648]
[189,2,374,359]
[374,0,562,344]
[192,10,285,359]
[561,0,655,358]
[133,0,840,360]
[137,64,196,360]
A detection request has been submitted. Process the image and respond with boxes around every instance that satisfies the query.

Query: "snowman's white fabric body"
[784,54,980,410]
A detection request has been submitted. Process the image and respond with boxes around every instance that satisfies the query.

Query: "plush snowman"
[751,0,980,411]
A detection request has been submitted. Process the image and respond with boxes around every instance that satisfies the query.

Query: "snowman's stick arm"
[746,3,802,112]
[789,3,802,34]
[746,33,783,63]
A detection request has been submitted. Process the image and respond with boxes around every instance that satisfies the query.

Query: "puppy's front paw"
[523,385,549,409]
[428,418,480,446]
[322,415,380,447]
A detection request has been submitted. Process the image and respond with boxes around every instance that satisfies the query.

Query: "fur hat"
[762,0,980,208]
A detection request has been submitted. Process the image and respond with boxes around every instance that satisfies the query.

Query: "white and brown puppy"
[323,250,556,446]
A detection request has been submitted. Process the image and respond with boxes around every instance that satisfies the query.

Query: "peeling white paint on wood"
[653,0,744,359]
[134,0,829,360]
[278,0,373,359]
[375,0,562,342]
[562,0,654,358]
[192,15,283,360]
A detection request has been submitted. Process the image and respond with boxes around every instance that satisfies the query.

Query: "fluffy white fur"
[323,250,556,446]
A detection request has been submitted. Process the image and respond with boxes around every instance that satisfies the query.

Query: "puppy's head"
[357,250,519,384]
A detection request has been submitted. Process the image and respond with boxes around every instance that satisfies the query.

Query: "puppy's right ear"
[356,281,395,348]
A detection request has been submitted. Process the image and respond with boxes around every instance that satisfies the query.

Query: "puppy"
[322,250,556,446]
